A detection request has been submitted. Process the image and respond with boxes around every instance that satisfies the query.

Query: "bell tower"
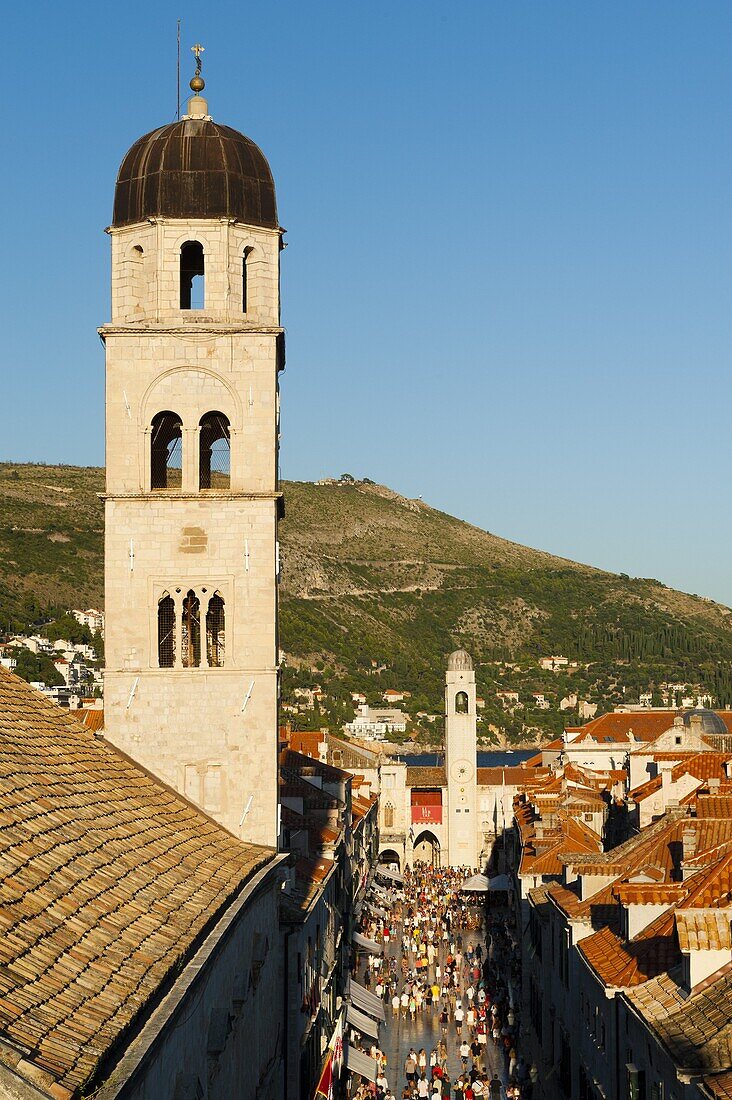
[101,58,283,847]
[445,649,479,868]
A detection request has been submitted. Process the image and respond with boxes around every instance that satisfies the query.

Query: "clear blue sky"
[2,2,731,603]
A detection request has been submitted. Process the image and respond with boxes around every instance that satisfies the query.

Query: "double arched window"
[455,691,469,714]
[149,411,231,491]
[151,412,182,489]
[199,412,231,489]
[157,588,226,669]
[384,802,395,829]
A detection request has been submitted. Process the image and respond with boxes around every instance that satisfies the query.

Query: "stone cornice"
[101,491,284,502]
[99,324,284,339]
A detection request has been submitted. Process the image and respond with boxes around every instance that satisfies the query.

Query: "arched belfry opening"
[199,412,231,489]
[242,247,253,313]
[151,412,183,489]
[455,690,469,714]
[180,241,205,309]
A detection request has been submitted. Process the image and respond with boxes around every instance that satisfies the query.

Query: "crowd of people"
[347,864,532,1100]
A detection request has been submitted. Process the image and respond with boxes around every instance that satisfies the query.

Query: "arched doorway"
[378,849,401,872]
[412,830,441,867]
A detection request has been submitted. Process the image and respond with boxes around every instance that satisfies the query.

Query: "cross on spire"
[192,43,205,77]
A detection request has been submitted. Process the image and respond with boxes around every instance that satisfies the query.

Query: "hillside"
[3,464,732,735]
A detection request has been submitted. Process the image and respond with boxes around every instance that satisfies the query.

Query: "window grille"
[199,412,231,489]
[158,594,176,667]
[151,411,182,489]
[206,593,225,667]
[182,590,201,668]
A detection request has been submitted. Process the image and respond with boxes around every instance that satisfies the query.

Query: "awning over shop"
[363,900,387,918]
[346,1004,380,1040]
[376,865,404,884]
[346,1044,378,1082]
[352,931,383,954]
[370,883,390,901]
[460,873,489,893]
[348,979,386,1021]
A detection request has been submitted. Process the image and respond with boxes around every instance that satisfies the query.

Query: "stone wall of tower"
[445,664,479,868]
[102,215,282,848]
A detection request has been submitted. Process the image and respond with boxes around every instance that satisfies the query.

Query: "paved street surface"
[352,870,516,1098]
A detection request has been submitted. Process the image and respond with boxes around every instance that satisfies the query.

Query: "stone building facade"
[376,650,539,870]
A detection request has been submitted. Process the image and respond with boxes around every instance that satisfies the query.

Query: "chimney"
[690,713,703,735]
[659,760,674,800]
[708,777,721,793]
[682,824,698,861]
[681,824,698,881]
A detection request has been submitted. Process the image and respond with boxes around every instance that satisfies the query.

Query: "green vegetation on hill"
[3,465,732,738]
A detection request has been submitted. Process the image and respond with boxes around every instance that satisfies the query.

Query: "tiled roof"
[280,747,351,784]
[676,910,732,952]
[282,855,335,918]
[579,908,679,988]
[476,766,550,785]
[406,766,446,787]
[671,754,732,782]
[69,708,104,733]
[678,850,732,909]
[0,668,274,1095]
[626,965,732,1071]
[629,775,663,802]
[703,1070,732,1099]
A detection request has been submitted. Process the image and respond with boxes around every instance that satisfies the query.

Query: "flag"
[313,1051,333,1100]
[331,1015,344,1080]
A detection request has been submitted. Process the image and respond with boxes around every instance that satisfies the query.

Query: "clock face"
[451,758,473,782]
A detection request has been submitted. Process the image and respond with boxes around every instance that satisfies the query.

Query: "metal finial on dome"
[190,43,205,93]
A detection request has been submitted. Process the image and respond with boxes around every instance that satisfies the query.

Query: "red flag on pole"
[314,1050,333,1100]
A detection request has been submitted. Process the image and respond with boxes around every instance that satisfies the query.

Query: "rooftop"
[0,669,274,1095]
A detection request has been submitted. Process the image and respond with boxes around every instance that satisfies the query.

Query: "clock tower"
[445,649,479,868]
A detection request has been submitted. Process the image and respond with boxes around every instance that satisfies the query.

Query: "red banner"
[411,803,442,824]
[314,1051,333,1100]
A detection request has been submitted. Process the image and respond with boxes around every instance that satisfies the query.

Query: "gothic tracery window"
[182,590,201,668]
[206,593,226,667]
[157,593,176,667]
[384,802,395,829]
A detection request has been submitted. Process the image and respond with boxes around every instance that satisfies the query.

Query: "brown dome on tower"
[112,117,278,229]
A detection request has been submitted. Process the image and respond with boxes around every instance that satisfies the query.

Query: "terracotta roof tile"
[676,910,732,952]
[703,1070,732,1099]
[626,965,732,1071]
[0,669,274,1094]
[406,767,446,787]
[579,908,679,987]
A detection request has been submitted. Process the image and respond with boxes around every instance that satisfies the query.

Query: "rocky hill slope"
[2,464,732,725]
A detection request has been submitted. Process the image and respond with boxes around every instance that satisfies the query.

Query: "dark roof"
[113,117,277,229]
[0,668,274,1095]
[406,766,446,787]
